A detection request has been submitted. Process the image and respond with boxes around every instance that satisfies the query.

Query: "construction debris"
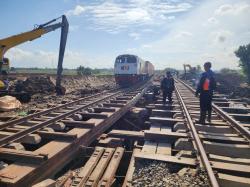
[13,76,56,94]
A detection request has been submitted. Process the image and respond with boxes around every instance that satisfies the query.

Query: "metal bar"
[0,89,118,130]
[175,84,219,187]
[177,78,250,140]
[0,91,122,146]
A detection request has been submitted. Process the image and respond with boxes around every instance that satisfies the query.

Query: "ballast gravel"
[132,160,210,187]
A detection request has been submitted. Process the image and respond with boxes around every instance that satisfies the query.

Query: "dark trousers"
[200,91,212,111]
[163,91,173,103]
[199,91,213,123]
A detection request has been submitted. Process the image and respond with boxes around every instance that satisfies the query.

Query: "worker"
[195,62,216,124]
[161,71,175,104]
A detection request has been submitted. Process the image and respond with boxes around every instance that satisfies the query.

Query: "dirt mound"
[215,73,250,98]
[13,76,56,94]
[59,75,115,94]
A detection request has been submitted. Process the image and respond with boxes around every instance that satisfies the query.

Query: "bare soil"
[215,73,250,99]
[0,75,116,119]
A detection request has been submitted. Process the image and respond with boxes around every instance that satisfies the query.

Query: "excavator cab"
[0,58,9,75]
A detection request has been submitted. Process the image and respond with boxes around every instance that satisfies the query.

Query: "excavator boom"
[0,15,69,95]
[56,15,68,94]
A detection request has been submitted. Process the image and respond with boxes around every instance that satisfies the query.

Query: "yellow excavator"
[0,15,69,96]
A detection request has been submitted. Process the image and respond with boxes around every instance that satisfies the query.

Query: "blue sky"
[1,0,250,70]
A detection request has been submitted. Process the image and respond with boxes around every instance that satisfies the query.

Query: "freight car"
[114,54,154,86]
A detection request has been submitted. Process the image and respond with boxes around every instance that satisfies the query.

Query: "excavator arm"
[0,15,69,95]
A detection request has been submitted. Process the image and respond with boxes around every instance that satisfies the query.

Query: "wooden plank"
[203,141,250,158]
[198,131,238,138]
[103,103,124,108]
[36,131,77,141]
[80,113,109,119]
[151,109,181,118]
[156,142,172,155]
[108,130,144,140]
[194,124,234,134]
[141,141,157,154]
[199,133,247,144]
[122,148,140,187]
[144,130,188,143]
[218,173,250,187]
[0,148,47,163]
[93,107,116,113]
[98,147,124,187]
[72,147,104,187]
[84,148,115,187]
[32,179,55,187]
[60,120,95,128]
[141,122,160,154]
[212,161,250,174]
[149,123,161,131]
[229,113,250,122]
[0,131,41,145]
[157,126,172,155]
[150,117,184,126]
[209,154,250,165]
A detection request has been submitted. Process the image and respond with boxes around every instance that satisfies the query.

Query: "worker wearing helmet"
[195,62,216,124]
[161,71,175,104]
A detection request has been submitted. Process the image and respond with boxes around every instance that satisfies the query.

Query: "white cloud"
[167,16,176,20]
[207,17,218,24]
[129,32,140,40]
[215,3,250,16]
[211,30,233,44]
[142,44,152,48]
[126,8,151,21]
[66,5,85,16]
[66,1,193,33]
[133,1,250,70]
[175,31,193,38]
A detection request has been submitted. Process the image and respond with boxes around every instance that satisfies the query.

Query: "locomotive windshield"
[116,55,137,63]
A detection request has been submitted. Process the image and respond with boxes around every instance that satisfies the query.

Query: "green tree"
[83,67,92,75]
[235,43,250,83]
[76,66,92,75]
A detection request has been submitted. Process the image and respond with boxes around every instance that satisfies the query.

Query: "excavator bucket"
[56,15,69,95]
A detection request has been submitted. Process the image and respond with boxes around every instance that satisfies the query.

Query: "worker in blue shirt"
[195,62,216,124]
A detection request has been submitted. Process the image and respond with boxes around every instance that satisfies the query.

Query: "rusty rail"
[177,78,250,140]
[0,91,122,146]
[0,81,151,186]
[175,84,220,187]
[0,89,119,130]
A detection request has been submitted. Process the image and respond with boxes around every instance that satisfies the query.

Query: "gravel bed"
[132,160,210,187]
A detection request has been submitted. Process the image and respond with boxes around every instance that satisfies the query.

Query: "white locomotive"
[114,54,154,86]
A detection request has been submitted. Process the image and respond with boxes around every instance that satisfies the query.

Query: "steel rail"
[0,82,151,186]
[0,88,120,130]
[0,90,124,147]
[0,80,150,147]
[177,78,250,140]
[175,84,219,187]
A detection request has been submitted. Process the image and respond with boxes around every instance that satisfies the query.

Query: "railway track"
[104,78,250,187]
[1,77,250,187]
[0,81,151,186]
